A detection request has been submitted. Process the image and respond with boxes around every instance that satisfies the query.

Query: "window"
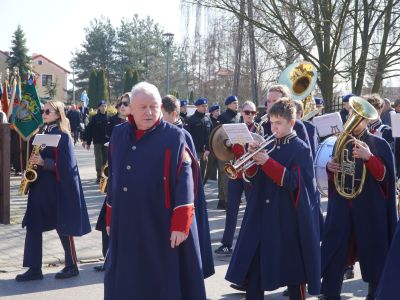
[38,60,43,65]
[42,74,53,86]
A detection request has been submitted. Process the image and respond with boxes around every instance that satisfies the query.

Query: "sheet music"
[312,112,343,137]
[222,123,254,144]
[32,134,61,147]
[391,113,400,137]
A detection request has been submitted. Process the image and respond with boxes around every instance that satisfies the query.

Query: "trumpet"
[224,133,276,180]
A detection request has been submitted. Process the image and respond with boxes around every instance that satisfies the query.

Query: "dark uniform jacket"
[217,108,241,124]
[185,110,213,153]
[84,112,109,145]
[67,110,81,131]
[339,108,349,124]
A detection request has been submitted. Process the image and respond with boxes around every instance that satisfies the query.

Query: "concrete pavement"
[0,144,368,299]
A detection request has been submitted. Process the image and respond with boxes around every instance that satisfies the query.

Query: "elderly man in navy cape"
[104,82,206,300]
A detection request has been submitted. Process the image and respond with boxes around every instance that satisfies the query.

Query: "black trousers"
[23,230,77,269]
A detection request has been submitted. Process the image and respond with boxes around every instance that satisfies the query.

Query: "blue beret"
[209,104,220,113]
[98,100,107,108]
[194,97,208,106]
[180,99,188,107]
[225,95,238,105]
[314,97,324,105]
[342,93,354,103]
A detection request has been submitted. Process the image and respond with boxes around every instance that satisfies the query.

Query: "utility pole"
[163,33,174,94]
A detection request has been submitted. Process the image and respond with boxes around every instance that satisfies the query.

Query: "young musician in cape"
[161,94,215,279]
[104,82,206,299]
[319,97,397,300]
[226,99,321,300]
[215,100,264,256]
[16,100,91,282]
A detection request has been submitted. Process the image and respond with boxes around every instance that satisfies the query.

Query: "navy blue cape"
[321,132,397,287]
[22,126,91,236]
[226,135,321,295]
[104,120,206,300]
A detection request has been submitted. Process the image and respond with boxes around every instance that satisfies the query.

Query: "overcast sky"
[0,0,184,72]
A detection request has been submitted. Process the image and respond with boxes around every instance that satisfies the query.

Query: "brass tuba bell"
[278,61,318,116]
[333,96,378,199]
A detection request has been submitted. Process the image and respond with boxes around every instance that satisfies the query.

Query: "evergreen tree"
[132,69,140,88]
[88,70,98,109]
[97,69,108,107]
[189,90,194,103]
[124,68,133,92]
[7,25,31,83]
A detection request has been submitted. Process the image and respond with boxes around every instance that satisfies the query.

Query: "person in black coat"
[184,97,213,181]
[203,104,220,184]
[180,99,189,122]
[66,105,81,145]
[106,93,130,139]
[83,100,109,183]
[15,100,91,282]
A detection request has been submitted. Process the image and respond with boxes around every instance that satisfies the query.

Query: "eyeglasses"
[118,101,130,107]
[243,110,257,116]
[41,109,56,115]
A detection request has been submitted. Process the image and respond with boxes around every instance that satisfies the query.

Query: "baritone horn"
[333,96,378,199]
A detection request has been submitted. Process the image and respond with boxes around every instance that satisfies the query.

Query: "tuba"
[278,61,318,116]
[333,96,378,199]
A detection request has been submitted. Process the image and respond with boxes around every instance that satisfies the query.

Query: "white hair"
[241,100,256,111]
[130,82,161,103]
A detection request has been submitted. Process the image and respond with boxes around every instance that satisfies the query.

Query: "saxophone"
[19,126,47,195]
[99,164,109,194]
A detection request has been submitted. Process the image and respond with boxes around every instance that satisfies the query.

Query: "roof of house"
[32,54,71,74]
[0,50,10,57]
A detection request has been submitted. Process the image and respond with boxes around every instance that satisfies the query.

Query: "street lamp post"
[163,33,174,94]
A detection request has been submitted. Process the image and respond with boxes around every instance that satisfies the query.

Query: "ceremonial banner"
[12,74,43,140]
[1,79,9,117]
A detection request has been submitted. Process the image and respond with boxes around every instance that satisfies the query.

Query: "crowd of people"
[4,80,400,300]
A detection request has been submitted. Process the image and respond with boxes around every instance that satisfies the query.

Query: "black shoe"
[282,288,289,296]
[230,283,247,291]
[55,265,79,279]
[215,245,233,255]
[365,295,374,300]
[93,264,105,272]
[15,268,43,282]
[343,268,354,280]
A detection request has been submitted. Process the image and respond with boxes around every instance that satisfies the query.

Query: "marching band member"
[179,99,188,122]
[226,99,321,300]
[263,85,311,147]
[161,94,215,279]
[365,94,394,149]
[215,101,262,256]
[215,95,241,209]
[94,94,131,272]
[104,82,206,299]
[319,98,397,300]
[293,100,318,158]
[16,100,91,282]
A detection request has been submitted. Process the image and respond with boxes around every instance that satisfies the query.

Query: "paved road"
[0,144,368,299]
